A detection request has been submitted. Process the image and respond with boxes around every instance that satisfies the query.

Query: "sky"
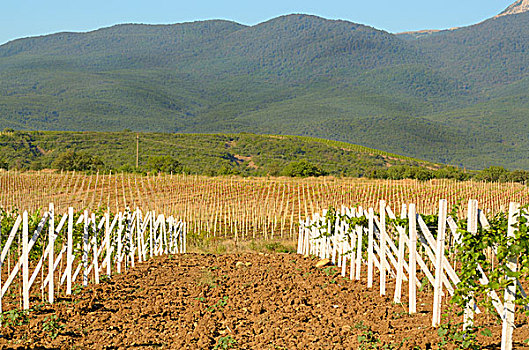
[0,0,517,45]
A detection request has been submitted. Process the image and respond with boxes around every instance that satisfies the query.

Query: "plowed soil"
[1,253,528,349]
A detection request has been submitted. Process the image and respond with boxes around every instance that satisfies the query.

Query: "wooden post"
[408,204,417,314]
[149,212,153,258]
[183,221,187,253]
[380,200,387,296]
[355,207,363,280]
[355,224,362,280]
[136,133,139,168]
[432,199,447,327]
[349,210,356,280]
[368,207,374,288]
[66,207,73,295]
[137,209,142,263]
[394,204,406,303]
[464,199,478,329]
[303,219,309,255]
[92,213,100,284]
[341,222,347,277]
[48,203,55,304]
[298,219,305,254]
[501,202,519,350]
[105,211,111,277]
[117,213,123,274]
[83,210,89,286]
[22,211,29,310]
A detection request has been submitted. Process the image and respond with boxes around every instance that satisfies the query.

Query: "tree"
[145,155,181,173]
[52,150,105,172]
[280,159,326,177]
[475,166,508,182]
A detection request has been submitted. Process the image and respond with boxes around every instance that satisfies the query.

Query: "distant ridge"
[2,12,529,170]
[397,0,529,39]
[497,0,529,17]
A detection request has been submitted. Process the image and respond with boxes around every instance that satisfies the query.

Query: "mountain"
[497,0,529,17]
[1,9,529,170]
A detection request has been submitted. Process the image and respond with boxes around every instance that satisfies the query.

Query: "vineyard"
[299,199,529,349]
[0,204,186,314]
[1,171,529,348]
[1,171,528,240]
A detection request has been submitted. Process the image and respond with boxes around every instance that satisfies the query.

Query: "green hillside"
[0,130,433,176]
[1,12,529,169]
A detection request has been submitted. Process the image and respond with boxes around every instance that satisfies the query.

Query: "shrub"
[281,159,326,177]
[145,155,181,173]
[52,150,105,172]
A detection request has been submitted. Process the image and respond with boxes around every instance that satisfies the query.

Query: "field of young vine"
[0,171,529,348]
[0,171,527,240]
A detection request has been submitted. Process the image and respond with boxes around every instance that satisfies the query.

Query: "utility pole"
[136,133,139,168]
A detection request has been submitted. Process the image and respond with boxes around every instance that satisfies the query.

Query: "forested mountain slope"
[1,7,529,169]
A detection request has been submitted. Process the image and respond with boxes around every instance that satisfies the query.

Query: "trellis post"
[66,207,73,295]
[432,199,447,327]
[380,200,387,296]
[48,203,55,304]
[408,203,417,314]
[501,202,519,350]
[464,199,478,329]
[22,211,29,310]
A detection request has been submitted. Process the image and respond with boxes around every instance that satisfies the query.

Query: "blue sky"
[0,0,516,45]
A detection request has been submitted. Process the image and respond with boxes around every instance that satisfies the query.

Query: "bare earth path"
[1,253,527,349]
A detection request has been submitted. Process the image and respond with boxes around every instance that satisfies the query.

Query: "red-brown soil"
[1,253,528,349]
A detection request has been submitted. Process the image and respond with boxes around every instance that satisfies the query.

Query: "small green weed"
[1,309,30,327]
[42,315,64,339]
[99,275,111,283]
[72,284,84,295]
[197,270,217,288]
[208,296,229,312]
[213,335,237,349]
[357,327,380,349]
[264,242,295,253]
[354,321,367,330]
[322,266,338,276]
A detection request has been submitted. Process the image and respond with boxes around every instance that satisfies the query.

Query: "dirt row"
[0,253,528,349]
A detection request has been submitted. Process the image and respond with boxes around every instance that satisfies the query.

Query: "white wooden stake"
[432,199,447,327]
[355,208,363,280]
[92,213,100,284]
[464,199,478,330]
[105,211,111,277]
[183,221,187,253]
[331,218,337,265]
[22,211,29,310]
[83,210,89,286]
[48,203,55,304]
[117,213,123,274]
[379,200,387,296]
[137,209,142,263]
[367,208,374,288]
[341,222,348,278]
[349,209,357,280]
[394,204,406,303]
[501,202,519,350]
[297,220,303,254]
[149,212,153,258]
[66,207,73,295]
[408,204,417,314]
